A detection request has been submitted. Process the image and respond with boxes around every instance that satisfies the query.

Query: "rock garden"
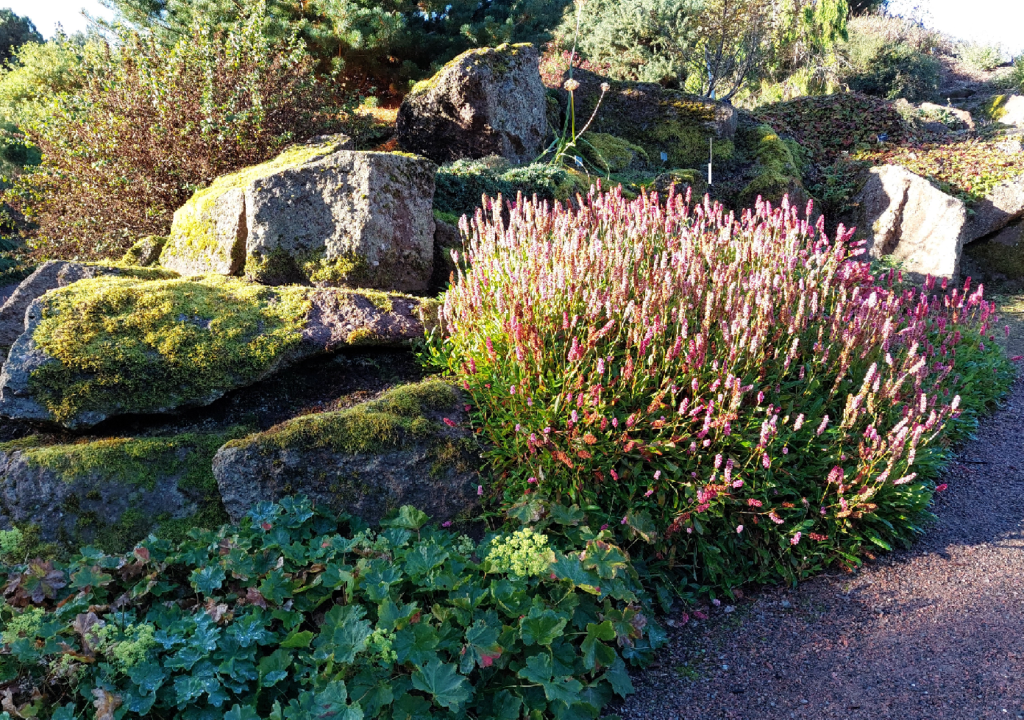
[0,2,1021,718]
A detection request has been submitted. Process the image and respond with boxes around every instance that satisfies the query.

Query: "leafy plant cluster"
[855,136,1024,205]
[434,159,578,222]
[0,497,664,719]
[958,42,1006,72]
[428,187,1014,594]
[6,2,361,261]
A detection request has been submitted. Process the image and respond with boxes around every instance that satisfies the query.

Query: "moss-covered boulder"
[121,236,167,267]
[397,43,548,165]
[160,135,353,278]
[0,430,239,553]
[980,95,1024,127]
[579,133,647,173]
[558,69,737,170]
[736,124,808,208]
[243,150,437,294]
[965,173,1024,243]
[0,275,436,430]
[213,379,480,525]
[0,261,177,350]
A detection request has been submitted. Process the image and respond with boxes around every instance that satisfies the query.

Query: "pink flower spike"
[654,470,662,480]
[791,532,802,545]
[442,521,452,528]
[600,524,609,531]
[443,417,457,427]
[477,485,483,496]
[527,477,537,484]
[935,483,948,492]
[736,525,744,533]
[621,516,628,525]
[645,489,654,497]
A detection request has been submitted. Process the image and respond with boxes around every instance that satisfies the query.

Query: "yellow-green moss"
[981,94,1009,122]
[121,236,168,267]
[28,275,312,423]
[162,137,350,265]
[409,43,533,96]
[225,378,459,455]
[738,124,806,206]
[581,133,647,173]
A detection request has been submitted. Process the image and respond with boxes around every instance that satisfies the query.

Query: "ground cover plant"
[0,497,664,719]
[429,187,1013,596]
[855,135,1024,205]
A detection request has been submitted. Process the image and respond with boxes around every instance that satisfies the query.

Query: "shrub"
[0,497,664,719]
[1011,55,1024,92]
[434,158,578,221]
[8,3,356,261]
[428,188,1013,592]
[0,8,41,66]
[959,42,1005,71]
[840,14,943,101]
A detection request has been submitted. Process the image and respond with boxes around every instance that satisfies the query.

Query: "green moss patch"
[163,137,350,265]
[738,125,807,206]
[28,275,313,423]
[225,378,459,455]
[580,133,647,173]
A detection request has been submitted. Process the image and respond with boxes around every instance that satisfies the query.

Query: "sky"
[7,0,1024,56]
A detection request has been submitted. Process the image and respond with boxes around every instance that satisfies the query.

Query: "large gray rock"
[0,275,437,430]
[160,135,353,278]
[989,95,1024,128]
[213,379,480,525]
[160,142,438,295]
[0,431,234,550]
[965,173,1024,243]
[397,43,548,165]
[244,151,437,295]
[0,261,177,350]
[850,165,968,279]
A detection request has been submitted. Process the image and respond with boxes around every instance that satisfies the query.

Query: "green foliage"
[839,14,941,101]
[434,158,578,220]
[1012,55,1024,93]
[103,0,572,88]
[26,275,312,424]
[429,188,1014,594]
[563,0,699,86]
[0,9,42,66]
[0,497,664,718]
[0,528,24,562]
[8,2,357,260]
[958,42,1005,72]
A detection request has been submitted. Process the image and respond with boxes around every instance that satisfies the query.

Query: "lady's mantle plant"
[429,187,1013,593]
[0,497,664,719]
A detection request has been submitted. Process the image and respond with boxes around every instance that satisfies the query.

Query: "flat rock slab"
[0,430,236,550]
[0,275,437,430]
[0,261,177,349]
[397,43,548,165]
[965,172,1024,243]
[213,379,479,526]
[850,165,967,279]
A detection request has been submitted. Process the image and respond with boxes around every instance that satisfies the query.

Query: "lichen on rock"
[0,429,243,553]
[0,275,435,429]
[213,378,480,526]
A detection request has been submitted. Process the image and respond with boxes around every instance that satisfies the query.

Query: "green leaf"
[411,658,471,711]
[394,622,439,666]
[550,552,601,594]
[581,621,617,671]
[258,648,292,687]
[520,606,567,646]
[391,692,434,720]
[603,656,634,697]
[70,565,112,589]
[582,541,629,580]
[404,542,450,578]
[280,629,314,648]
[225,705,261,720]
[128,661,167,695]
[381,505,430,531]
[624,510,658,544]
[259,568,292,605]
[550,504,586,526]
[318,604,372,664]
[460,619,503,673]
[517,654,584,705]
[378,598,419,633]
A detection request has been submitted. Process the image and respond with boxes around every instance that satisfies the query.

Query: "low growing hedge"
[429,188,1014,595]
[0,497,664,719]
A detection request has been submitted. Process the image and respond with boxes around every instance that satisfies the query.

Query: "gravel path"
[618,373,1024,720]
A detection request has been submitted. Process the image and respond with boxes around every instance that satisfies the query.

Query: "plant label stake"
[708,138,713,186]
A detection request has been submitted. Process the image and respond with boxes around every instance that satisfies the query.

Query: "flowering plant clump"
[429,187,1013,591]
[486,528,556,578]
